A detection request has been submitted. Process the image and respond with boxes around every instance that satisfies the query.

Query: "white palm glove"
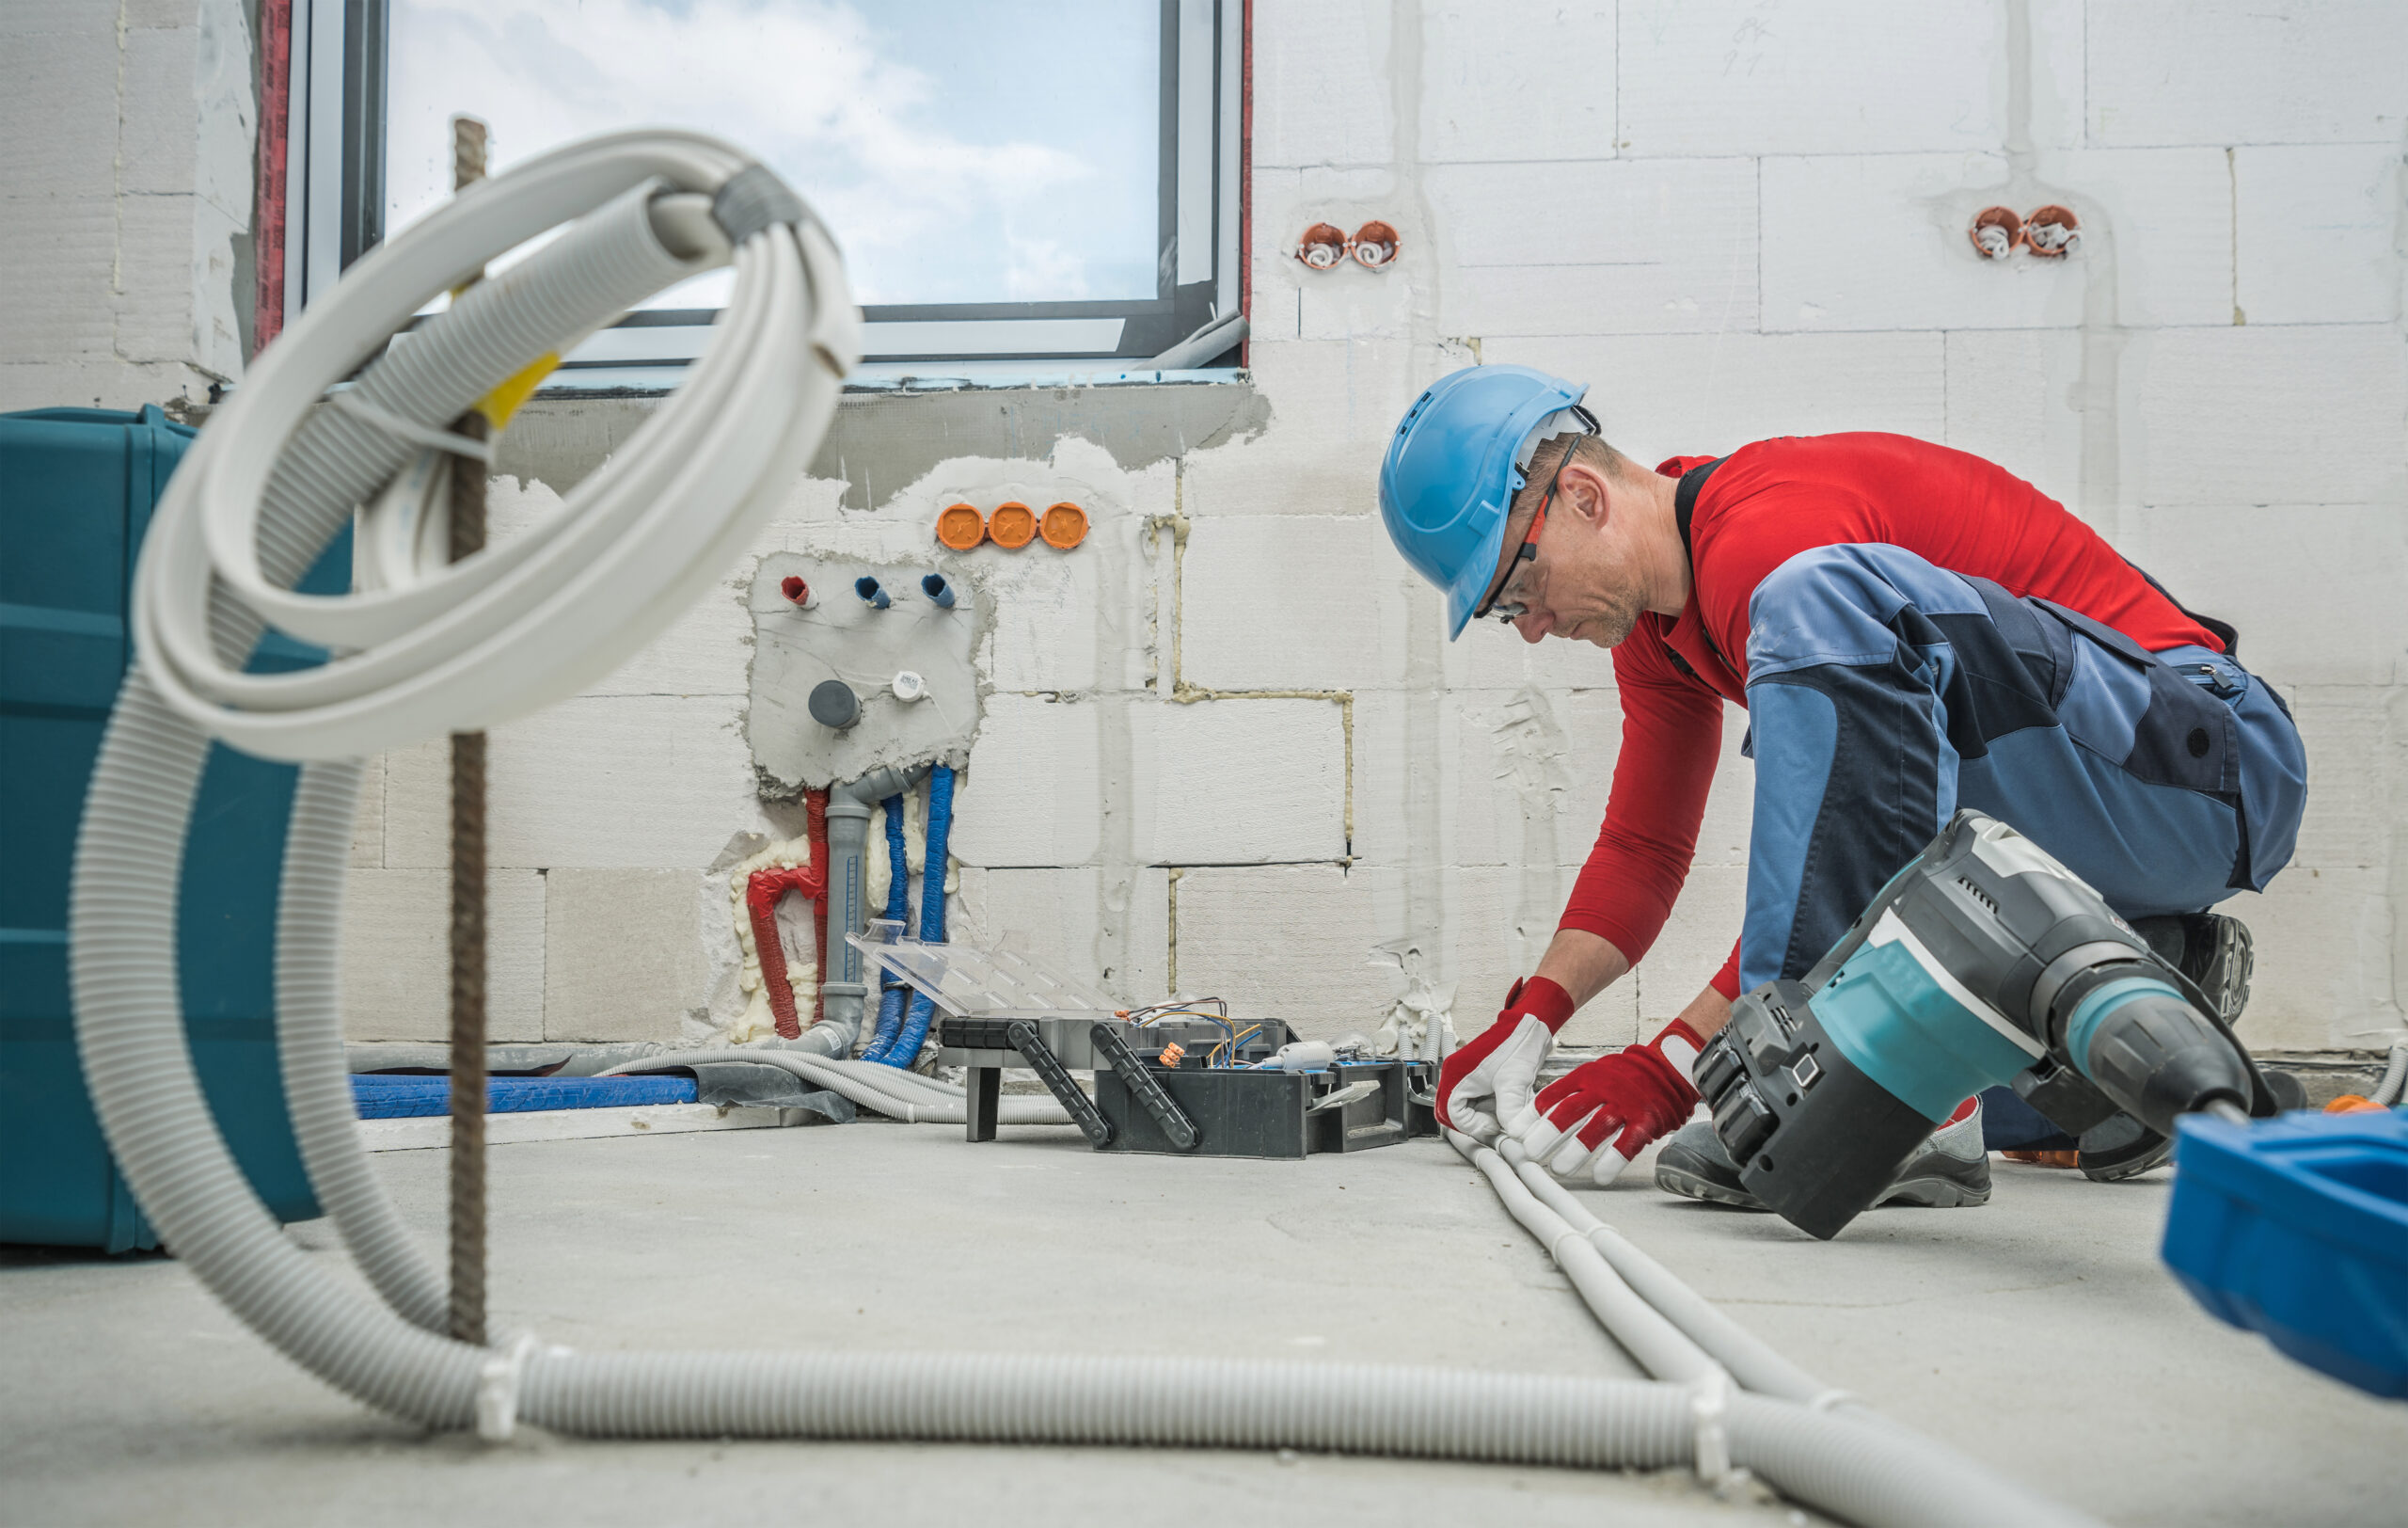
[1436,977,1576,1142]
[1513,1017,1704,1186]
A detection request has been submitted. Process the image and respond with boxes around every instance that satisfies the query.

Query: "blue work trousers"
[1737,544,2308,996]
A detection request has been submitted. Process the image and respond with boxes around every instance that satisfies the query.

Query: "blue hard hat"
[1378,365,1590,639]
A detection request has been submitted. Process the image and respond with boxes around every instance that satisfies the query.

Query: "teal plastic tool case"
[1,406,338,1251]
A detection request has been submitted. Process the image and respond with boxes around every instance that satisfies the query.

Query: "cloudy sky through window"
[387,0,1162,308]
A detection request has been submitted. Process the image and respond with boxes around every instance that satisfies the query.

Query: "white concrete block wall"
[1425,157,1760,336]
[1169,0,2408,1055]
[1420,4,1617,165]
[950,694,1106,867]
[2127,326,2408,510]
[1616,0,2009,157]
[28,1,2407,1058]
[0,0,253,411]
[2233,145,2405,326]
[2083,2,2408,147]
[1131,698,1348,864]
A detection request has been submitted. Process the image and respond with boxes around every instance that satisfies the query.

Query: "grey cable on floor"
[2371,1043,2408,1107]
[600,1048,1073,1126]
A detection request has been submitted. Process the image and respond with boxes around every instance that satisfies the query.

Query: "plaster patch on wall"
[1473,687,1576,970]
[746,552,987,792]
[183,0,256,381]
[498,381,1269,509]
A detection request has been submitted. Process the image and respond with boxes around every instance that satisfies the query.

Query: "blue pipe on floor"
[860,793,912,1061]
[880,765,955,1067]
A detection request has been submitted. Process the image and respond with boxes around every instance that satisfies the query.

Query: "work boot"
[2083,913,2257,1180]
[2132,911,2254,1025]
[1654,1098,1991,1211]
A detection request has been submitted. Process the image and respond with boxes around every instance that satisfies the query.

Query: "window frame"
[284,0,1247,386]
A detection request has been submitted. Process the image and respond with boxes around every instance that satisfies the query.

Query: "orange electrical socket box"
[935,502,986,549]
[988,501,1038,549]
[1040,501,1089,549]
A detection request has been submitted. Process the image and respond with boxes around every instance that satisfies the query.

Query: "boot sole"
[1655,1161,1770,1211]
[1656,1161,1992,1210]
[1878,1173,1992,1208]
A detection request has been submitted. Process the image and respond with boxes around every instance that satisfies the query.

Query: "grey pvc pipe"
[1497,1138,1854,1410]
[603,1047,1071,1126]
[809,763,926,1058]
[2372,1043,2407,1107]
[1145,311,1246,371]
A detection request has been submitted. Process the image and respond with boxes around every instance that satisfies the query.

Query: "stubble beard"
[1572,584,1644,648]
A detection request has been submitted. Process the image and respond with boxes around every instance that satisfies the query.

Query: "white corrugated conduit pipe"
[1491,1137,1856,1409]
[2372,1042,2408,1107]
[71,127,2094,1527]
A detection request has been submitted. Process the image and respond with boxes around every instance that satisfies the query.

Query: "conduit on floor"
[70,127,2096,1528]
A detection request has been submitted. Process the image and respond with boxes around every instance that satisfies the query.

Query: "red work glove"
[1437,976,1576,1142]
[1515,1018,1705,1186]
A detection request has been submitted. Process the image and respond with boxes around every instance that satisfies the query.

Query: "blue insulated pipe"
[881,765,955,1066]
[860,794,912,1061]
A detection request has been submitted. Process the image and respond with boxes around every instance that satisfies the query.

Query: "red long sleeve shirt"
[1560,432,2221,998]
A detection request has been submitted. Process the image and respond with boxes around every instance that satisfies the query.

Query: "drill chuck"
[2060,974,2253,1136]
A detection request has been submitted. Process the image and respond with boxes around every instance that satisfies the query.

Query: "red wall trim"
[1239,0,1253,365]
[253,0,293,356]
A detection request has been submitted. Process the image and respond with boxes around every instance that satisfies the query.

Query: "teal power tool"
[1693,810,2277,1240]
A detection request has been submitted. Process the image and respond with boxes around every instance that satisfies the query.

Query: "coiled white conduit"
[136,131,856,762]
[71,128,2096,1528]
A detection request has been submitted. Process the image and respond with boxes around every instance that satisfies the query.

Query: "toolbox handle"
[1006,1021,1113,1149]
[1090,1024,1200,1151]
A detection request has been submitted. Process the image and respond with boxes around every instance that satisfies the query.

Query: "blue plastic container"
[2162,1109,2408,1399]
[1,406,345,1251]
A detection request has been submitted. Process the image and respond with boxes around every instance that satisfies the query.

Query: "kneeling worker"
[1379,366,2307,1205]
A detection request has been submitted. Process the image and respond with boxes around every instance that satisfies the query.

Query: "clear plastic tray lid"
[845,919,1116,1018]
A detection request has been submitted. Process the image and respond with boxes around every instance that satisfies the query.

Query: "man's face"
[1491,463,1646,649]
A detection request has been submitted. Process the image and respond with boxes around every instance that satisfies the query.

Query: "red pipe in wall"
[745,863,823,1040]
[743,788,832,1040]
[253,0,293,355]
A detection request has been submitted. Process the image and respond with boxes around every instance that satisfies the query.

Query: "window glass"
[385,0,1163,310]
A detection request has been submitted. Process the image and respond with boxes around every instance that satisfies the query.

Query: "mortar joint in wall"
[1164,866,1182,993]
[1163,686,1354,854]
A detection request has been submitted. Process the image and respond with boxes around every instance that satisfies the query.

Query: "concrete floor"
[4,1120,2401,1527]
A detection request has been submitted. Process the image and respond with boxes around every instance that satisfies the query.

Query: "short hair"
[1512,432,1637,517]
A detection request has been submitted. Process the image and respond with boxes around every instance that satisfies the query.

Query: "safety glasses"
[1475,415,1596,624]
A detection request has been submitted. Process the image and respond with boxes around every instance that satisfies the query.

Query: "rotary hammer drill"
[1693,810,2275,1239]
